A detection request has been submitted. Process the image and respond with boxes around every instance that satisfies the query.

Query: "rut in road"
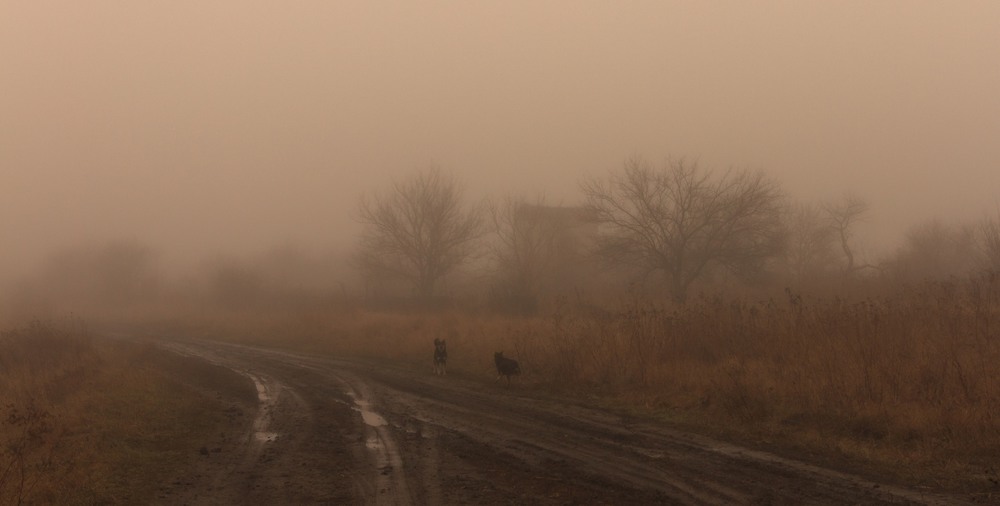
[336,372,413,505]
[156,338,976,506]
[357,362,970,506]
[161,340,415,505]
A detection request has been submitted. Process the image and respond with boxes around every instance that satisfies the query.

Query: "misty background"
[2,1,999,293]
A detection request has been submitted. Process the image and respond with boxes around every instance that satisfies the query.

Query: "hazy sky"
[2,1,999,279]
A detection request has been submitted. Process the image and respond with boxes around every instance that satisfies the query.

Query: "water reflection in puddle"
[248,374,280,446]
[347,395,388,427]
[358,403,388,427]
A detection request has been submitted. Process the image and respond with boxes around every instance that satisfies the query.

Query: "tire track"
[336,372,413,506]
[166,340,415,505]
[154,338,978,506]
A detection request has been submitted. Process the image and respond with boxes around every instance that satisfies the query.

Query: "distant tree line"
[11,156,1000,317]
[352,157,1000,311]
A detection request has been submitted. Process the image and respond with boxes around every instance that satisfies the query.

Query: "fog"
[3,1,999,285]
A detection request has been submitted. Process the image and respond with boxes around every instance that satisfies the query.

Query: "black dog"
[494,351,520,386]
[433,338,448,375]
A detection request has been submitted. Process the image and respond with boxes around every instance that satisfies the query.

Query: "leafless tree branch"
[356,167,484,299]
[582,157,785,303]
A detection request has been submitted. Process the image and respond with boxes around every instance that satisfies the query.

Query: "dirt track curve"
[151,338,978,505]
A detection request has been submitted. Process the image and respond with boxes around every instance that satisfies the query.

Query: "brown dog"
[494,351,520,386]
[433,338,448,375]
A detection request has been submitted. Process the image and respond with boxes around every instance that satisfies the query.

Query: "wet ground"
[151,338,981,505]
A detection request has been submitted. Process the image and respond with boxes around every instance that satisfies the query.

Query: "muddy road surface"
[152,338,976,505]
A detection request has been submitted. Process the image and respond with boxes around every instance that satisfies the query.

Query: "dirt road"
[152,338,978,505]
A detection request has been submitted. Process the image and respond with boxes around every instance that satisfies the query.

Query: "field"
[3,273,1000,500]
[159,274,1000,493]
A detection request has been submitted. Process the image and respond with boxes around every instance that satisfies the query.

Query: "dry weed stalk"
[108,271,1000,489]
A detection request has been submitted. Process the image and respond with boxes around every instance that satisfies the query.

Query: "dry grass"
[39,271,994,497]
[136,274,1000,494]
[0,319,250,505]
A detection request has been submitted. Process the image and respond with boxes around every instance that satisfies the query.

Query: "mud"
[151,338,983,505]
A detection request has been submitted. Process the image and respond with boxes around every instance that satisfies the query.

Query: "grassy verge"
[0,319,253,505]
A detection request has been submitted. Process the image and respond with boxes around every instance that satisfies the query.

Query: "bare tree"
[890,220,978,281]
[487,196,558,311]
[39,240,160,306]
[978,211,1000,271]
[205,257,264,310]
[356,168,484,300]
[783,202,839,282]
[487,197,598,312]
[822,193,870,276]
[581,156,785,303]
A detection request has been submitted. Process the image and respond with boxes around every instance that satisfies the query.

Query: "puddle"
[635,447,664,459]
[346,393,389,427]
[355,400,388,427]
[339,377,412,505]
[247,374,280,446]
[255,431,279,443]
